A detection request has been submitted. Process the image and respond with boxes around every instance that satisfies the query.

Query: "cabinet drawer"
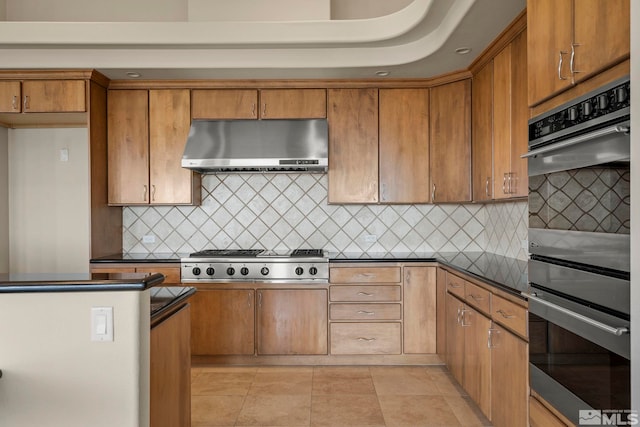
[330,285,401,302]
[492,295,527,338]
[330,267,401,283]
[136,267,181,284]
[446,273,465,298]
[330,303,401,320]
[330,323,401,355]
[464,281,491,315]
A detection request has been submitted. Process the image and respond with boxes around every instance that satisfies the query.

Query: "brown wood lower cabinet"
[257,289,328,355]
[491,322,528,427]
[191,287,328,356]
[190,289,255,356]
[150,303,191,427]
[442,269,529,427]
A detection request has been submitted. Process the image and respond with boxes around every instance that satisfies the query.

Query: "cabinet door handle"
[143,185,148,201]
[570,43,582,80]
[431,183,436,202]
[357,291,373,296]
[496,309,515,319]
[487,328,500,349]
[12,95,18,111]
[251,103,256,117]
[485,177,490,198]
[456,306,462,324]
[23,95,30,110]
[258,291,262,307]
[247,291,252,307]
[380,182,386,202]
[356,337,376,342]
[558,51,568,80]
[460,308,470,327]
[357,310,375,315]
[151,185,156,202]
[262,103,267,117]
[502,173,507,194]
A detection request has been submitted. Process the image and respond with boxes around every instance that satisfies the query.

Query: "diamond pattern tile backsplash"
[123,174,528,260]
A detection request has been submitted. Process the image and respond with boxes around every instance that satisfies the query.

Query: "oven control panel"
[529,77,630,146]
[181,261,329,283]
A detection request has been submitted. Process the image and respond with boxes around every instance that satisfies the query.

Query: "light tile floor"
[191,365,492,427]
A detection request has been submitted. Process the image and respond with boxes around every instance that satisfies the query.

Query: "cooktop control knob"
[261,267,270,276]
[597,94,609,110]
[309,267,318,275]
[226,267,236,276]
[581,101,593,117]
[206,267,215,276]
[567,106,578,121]
[295,267,304,276]
[240,267,249,276]
[192,267,201,276]
[616,87,628,104]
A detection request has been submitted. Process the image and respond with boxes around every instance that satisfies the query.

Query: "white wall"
[0,128,8,274]
[331,0,412,19]
[189,0,329,21]
[6,0,186,21]
[8,128,90,274]
[630,0,639,412]
[0,289,150,427]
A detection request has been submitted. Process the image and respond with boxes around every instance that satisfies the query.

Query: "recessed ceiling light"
[455,47,472,55]
[375,70,390,77]
[126,72,142,78]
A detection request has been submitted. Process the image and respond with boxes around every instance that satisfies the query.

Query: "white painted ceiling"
[0,0,526,80]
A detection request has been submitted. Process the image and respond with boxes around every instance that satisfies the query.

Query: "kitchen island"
[0,272,195,427]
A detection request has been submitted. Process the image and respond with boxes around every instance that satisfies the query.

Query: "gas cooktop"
[188,249,325,258]
[181,248,328,283]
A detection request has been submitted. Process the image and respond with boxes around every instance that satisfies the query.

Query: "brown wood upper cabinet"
[107,89,200,205]
[379,89,430,203]
[429,79,472,203]
[527,0,630,106]
[327,88,379,204]
[473,30,528,202]
[191,88,326,119]
[0,80,85,113]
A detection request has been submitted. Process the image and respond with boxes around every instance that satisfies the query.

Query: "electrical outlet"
[363,234,377,243]
[142,235,156,244]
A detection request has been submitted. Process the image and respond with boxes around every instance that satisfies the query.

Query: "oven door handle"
[521,122,630,158]
[526,292,630,336]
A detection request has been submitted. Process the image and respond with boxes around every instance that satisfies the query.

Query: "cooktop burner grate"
[291,249,324,257]
[189,249,264,257]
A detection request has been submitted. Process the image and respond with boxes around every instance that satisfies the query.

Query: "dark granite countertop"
[90,251,528,298]
[91,253,183,263]
[0,272,166,293]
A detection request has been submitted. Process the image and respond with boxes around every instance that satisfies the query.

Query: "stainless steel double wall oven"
[524,77,631,425]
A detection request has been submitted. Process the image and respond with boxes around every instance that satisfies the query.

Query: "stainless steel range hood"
[181,119,328,173]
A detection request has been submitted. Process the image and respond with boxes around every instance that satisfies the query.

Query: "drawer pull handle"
[449,282,462,288]
[469,294,484,301]
[496,309,515,319]
[356,273,375,279]
[357,292,374,296]
[357,310,375,315]
[356,337,376,342]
